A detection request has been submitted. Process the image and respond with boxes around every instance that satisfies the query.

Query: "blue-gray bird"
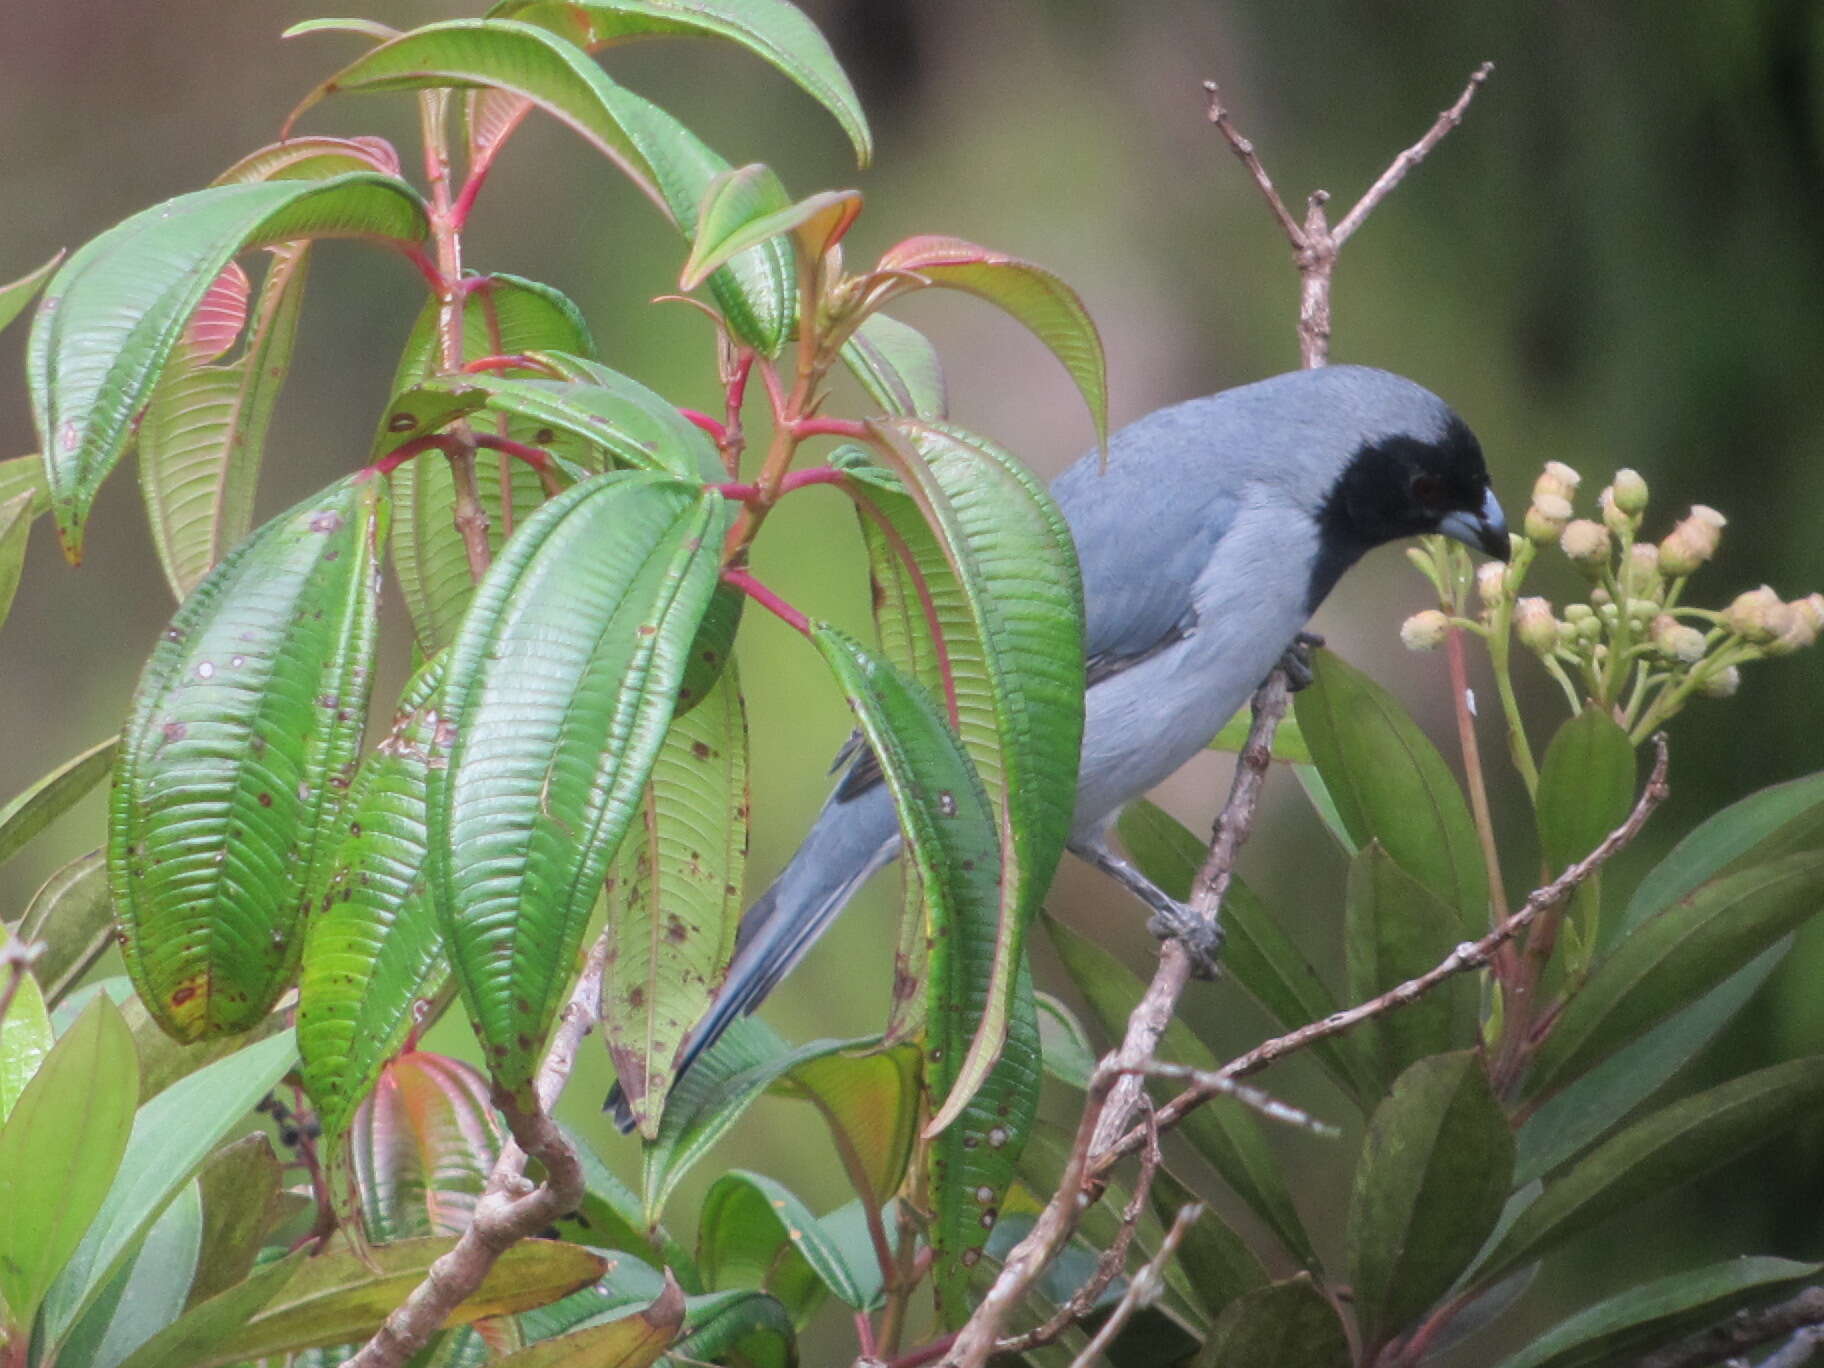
[611,364,1507,1125]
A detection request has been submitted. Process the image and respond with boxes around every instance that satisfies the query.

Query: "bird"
[610,363,1508,1127]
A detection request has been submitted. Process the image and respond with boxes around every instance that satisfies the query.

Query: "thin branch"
[1632,1285,1824,1368]
[1091,735,1670,1176]
[1331,63,1494,246]
[339,936,609,1368]
[1203,82,1305,247]
[1064,1202,1202,1368]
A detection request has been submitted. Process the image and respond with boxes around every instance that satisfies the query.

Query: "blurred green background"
[3,1,1822,1359]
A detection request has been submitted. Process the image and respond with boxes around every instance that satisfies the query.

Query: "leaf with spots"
[426,473,728,1106]
[27,174,426,560]
[603,661,749,1138]
[110,473,389,1040]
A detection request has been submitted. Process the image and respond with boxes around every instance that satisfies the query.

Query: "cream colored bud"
[1651,614,1707,663]
[1612,467,1649,515]
[1658,505,1726,576]
[1723,586,1793,644]
[1401,609,1451,652]
[1768,593,1823,655]
[1556,620,1581,650]
[1627,597,1660,622]
[1533,461,1581,505]
[1476,560,1509,608]
[1405,546,1435,576]
[1561,519,1611,572]
[1563,602,1595,624]
[1697,664,1741,699]
[1514,597,1559,654]
[1599,486,1633,534]
[1525,493,1573,544]
[1623,543,1663,602]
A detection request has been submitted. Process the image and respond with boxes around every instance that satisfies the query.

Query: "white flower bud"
[1658,505,1726,576]
[1612,467,1649,516]
[1563,603,1595,624]
[1723,586,1793,644]
[1697,664,1741,699]
[1767,592,1823,656]
[1476,560,1509,609]
[1622,543,1662,602]
[1401,609,1451,652]
[1561,519,1611,573]
[1514,597,1560,654]
[1599,485,1633,534]
[1651,614,1707,663]
[1524,493,1573,544]
[1533,461,1581,505]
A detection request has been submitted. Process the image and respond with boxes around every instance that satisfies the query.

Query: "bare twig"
[1091,736,1670,1176]
[338,936,609,1368]
[1064,1203,1203,1368]
[1631,1285,1824,1368]
[1202,83,1303,246]
[1331,63,1495,246]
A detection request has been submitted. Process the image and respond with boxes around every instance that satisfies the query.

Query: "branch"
[1331,63,1494,246]
[339,935,609,1368]
[1091,735,1670,1176]
[1631,1285,1824,1368]
[1065,1202,1202,1368]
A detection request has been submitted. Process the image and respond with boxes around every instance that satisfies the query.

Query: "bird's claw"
[1147,903,1225,980]
[1275,631,1325,692]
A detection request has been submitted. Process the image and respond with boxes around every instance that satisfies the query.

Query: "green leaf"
[681,166,861,288]
[670,1287,794,1367]
[1513,941,1787,1185]
[768,1038,919,1212]
[1345,843,1479,1083]
[1115,800,1375,1104]
[380,275,603,656]
[297,18,793,351]
[1536,706,1636,874]
[1043,913,1318,1268]
[351,1051,503,1241]
[1206,705,1312,763]
[0,922,54,1121]
[1347,1051,1512,1350]
[556,1125,695,1281]
[1479,1057,1824,1285]
[429,473,727,1104]
[0,249,63,338]
[1148,1168,1267,1324]
[214,134,402,185]
[188,1134,285,1308]
[110,474,388,1039]
[56,1179,202,1368]
[298,658,451,1145]
[872,237,1107,450]
[1295,648,1488,931]
[858,420,1084,1136]
[37,1028,297,1348]
[138,241,311,601]
[491,1275,683,1366]
[110,1250,303,1368]
[840,313,948,422]
[489,0,872,165]
[0,453,50,519]
[0,993,137,1332]
[204,1239,604,1367]
[699,1171,876,1311]
[1623,768,1824,934]
[1033,991,1096,1091]
[1196,1274,1350,1368]
[1527,851,1824,1098]
[0,734,117,868]
[16,848,116,1005]
[1490,1256,1823,1368]
[28,175,426,558]
[0,488,32,631]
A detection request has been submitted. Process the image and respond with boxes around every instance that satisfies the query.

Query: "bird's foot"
[1275,631,1325,692]
[1147,902,1225,980]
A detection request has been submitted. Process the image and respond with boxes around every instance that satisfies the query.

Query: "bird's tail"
[607,782,899,1131]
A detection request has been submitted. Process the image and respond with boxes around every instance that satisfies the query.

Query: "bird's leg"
[1274,630,1325,691]
[1067,834,1225,980]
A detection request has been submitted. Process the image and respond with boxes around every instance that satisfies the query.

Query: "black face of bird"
[1326,413,1509,560]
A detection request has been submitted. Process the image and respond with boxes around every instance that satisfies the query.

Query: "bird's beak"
[1438,487,1511,561]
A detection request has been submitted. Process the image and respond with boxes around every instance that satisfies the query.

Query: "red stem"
[888,1333,959,1368]
[472,433,552,471]
[462,352,564,378]
[366,433,462,480]
[722,567,810,636]
[680,408,728,441]
[398,243,445,292]
[790,415,871,440]
[855,1313,880,1360]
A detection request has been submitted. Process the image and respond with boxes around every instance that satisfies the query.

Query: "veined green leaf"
[1033,990,1096,1091]
[0,922,54,1121]
[871,236,1107,450]
[1479,1057,1824,1285]
[1197,1274,1350,1368]
[0,250,63,338]
[490,1276,683,1366]
[770,1042,920,1211]
[681,164,860,288]
[857,420,1083,1137]
[0,994,137,1332]
[840,313,948,421]
[380,274,602,657]
[1346,1052,1512,1350]
[111,1251,304,1368]
[1490,1256,1822,1368]
[603,663,749,1137]
[556,1123,695,1280]
[295,18,792,351]
[429,473,728,1103]
[351,1051,503,1241]
[808,624,1036,1319]
[189,1134,285,1308]
[298,657,451,1145]
[0,452,50,518]
[56,1179,202,1368]
[0,734,118,868]
[1526,851,1824,1099]
[699,1171,876,1313]
[27,174,426,558]
[1149,1168,1267,1324]
[1295,648,1488,932]
[37,1028,297,1348]
[1207,704,1312,763]
[489,0,871,164]
[1537,706,1635,874]
[215,134,402,184]
[138,243,311,601]
[111,474,388,1039]
[17,849,116,1005]
[0,488,32,630]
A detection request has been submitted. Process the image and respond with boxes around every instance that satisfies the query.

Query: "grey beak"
[1438,486,1510,561]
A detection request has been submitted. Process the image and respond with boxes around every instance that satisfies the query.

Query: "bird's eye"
[1410,473,1447,508]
